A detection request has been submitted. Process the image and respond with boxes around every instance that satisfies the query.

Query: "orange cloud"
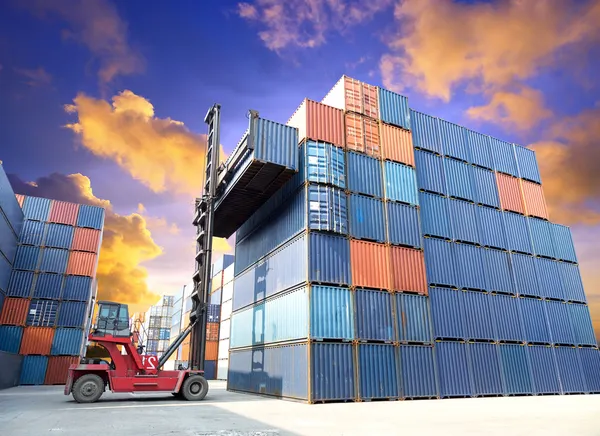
[14,67,52,87]
[8,173,161,314]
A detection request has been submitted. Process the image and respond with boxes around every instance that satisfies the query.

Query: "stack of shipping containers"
[144,296,174,356]
[226,75,600,402]
[175,282,194,368]
[218,261,234,380]
[0,194,104,386]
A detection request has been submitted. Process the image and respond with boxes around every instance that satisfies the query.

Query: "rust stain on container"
[67,251,98,277]
[15,194,25,207]
[205,340,219,360]
[520,180,549,219]
[390,246,428,294]
[350,240,391,290]
[380,123,415,167]
[20,327,54,355]
[345,113,381,157]
[287,99,344,147]
[49,200,79,226]
[0,298,29,325]
[496,173,524,214]
[71,228,101,253]
[45,356,79,385]
[207,322,220,341]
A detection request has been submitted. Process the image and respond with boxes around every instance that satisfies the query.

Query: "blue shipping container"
[579,347,600,393]
[511,253,539,297]
[7,270,34,297]
[304,140,346,189]
[504,212,533,254]
[490,294,525,342]
[57,301,88,328]
[424,238,457,287]
[429,287,465,339]
[398,345,438,398]
[307,185,348,235]
[514,145,541,184]
[76,204,105,230]
[551,223,577,263]
[454,244,486,291]
[44,223,74,249]
[62,275,92,301]
[545,300,575,345]
[383,161,419,206]
[529,217,555,259]
[468,342,503,395]
[499,344,533,395]
[519,297,551,344]
[476,206,507,249]
[51,328,84,355]
[482,248,515,295]
[354,289,394,342]
[20,355,48,385]
[346,152,383,198]
[490,138,518,177]
[386,202,421,248]
[436,341,473,397]
[378,88,410,130]
[0,325,23,353]
[204,359,217,380]
[22,196,51,222]
[466,130,493,170]
[555,346,587,393]
[527,345,561,394]
[558,262,585,302]
[410,110,441,155]
[419,192,451,239]
[358,343,399,400]
[444,158,474,201]
[396,293,432,343]
[32,273,63,299]
[349,194,385,242]
[568,303,597,346]
[0,165,24,236]
[27,299,58,326]
[439,119,469,162]
[462,291,495,340]
[39,248,69,274]
[311,342,355,401]
[414,150,446,195]
[449,199,480,245]
[310,285,354,340]
[13,245,41,270]
[535,258,565,300]
[0,213,18,264]
[19,219,45,246]
[207,304,220,323]
[472,166,500,208]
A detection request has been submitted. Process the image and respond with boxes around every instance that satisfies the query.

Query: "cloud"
[380,0,600,130]
[19,0,143,85]
[63,90,207,197]
[237,0,393,52]
[14,67,52,87]
[8,172,161,313]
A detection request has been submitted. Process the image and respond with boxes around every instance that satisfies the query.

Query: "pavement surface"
[1,381,599,435]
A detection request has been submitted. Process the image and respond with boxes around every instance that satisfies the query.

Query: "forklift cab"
[93,301,131,337]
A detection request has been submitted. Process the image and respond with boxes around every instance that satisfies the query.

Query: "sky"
[1,0,600,332]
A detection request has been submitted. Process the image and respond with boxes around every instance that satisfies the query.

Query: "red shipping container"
[496,173,525,214]
[390,247,428,294]
[350,240,391,290]
[0,298,29,325]
[205,341,218,360]
[45,356,79,385]
[287,99,345,147]
[67,251,98,277]
[49,200,79,226]
[15,194,24,207]
[345,113,381,157]
[520,180,549,219]
[71,227,101,253]
[322,76,379,119]
[206,322,219,341]
[20,327,54,355]
[380,123,415,167]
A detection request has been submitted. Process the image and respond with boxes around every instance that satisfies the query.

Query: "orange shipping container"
[390,247,428,294]
[345,113,381,157]
[380,123,415,167]
[205,340,218,360]
[45,356,79,385]
[15,194,24,207]
[180,342,190,361]
[322,76,379,119]
[520,180,549,219]
[20,327,54,355]
[71,227,101,253]
[287,99,345,148]
[496,173,525,214]
[0,298,29,325]
[206,322,219,341]
[67,251,98,277]
[49,200,79,226]
[350,240,391,290]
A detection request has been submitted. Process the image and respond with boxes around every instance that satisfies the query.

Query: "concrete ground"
[0,381,599,436]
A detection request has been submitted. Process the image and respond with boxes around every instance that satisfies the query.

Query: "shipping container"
[529,218,555,259]
[504,212,533,254]
[0,297,29,325]
[219,318,230,340]
[482,248,515,294]
[357,343,399,400]
[568,304,597,346]
[0,325,23,353]
[496,173,524,214]
[310,285,354,340]
[0,171,24,236]
[346,151,383,198]
[535,258,564,300]
[49,200,79,226]
[511,253,540,297]
[444,158,474,201]
[57,301,87,328]
[499,344,533,394]
[490,138,518,177]
[349,194,385,242]
[0,255,10,293]
[439,119,469,162]
[223,264,234,285]
[303,140,346,189]
[429,287,465,339]
[354,288,394,342]
[423,238,456,287]
[377,87,410,130]
[7,270,34,298]
[0,213,17,263]
[20,355,48,385]
[76,204,105,230]
[396,293,432,343]
[39,248,69,274]
[514,145,541,184]
[213,255,235,277]
[211,274,223,294]
[519,297,551,344]
[20,326,54,355]
[15,193,25,207]
[545,300,575,345]
[559,262,586,303]
[207,304,220,323]
[527,345,561,394]
[579,347,600,393]
[67,251,97,277]
[555,346,587,393]
[520,180,548,219]
[13,245,41,270]
[462,291,495,340]
[398,345,438,398]
[322,75,378,119]
[380,123,414,166]
[490,294,525,342]
[410,110,441,155]
[350,240,390,290]
[383,161,419,206]
[205,341,218,360]
[467,130,493,170]
[45,224,74,249]
[32,273,63,299]
[414,150,446,195]
[62,275,92,302]
[389,247,427,294]
[22,196,51,221]
[204,360,217,380]
[287,99,344,147]
[312,342,356,402]
[71,228,101,253]
[51,328,84,355]
[436,341,473,397]
[449,199,481,245]
[476,207,507,249]
[468,342,503,396]
[45,356,79,385]
[472,166,500,208]
[210,288,222,305]
[419,192,451,239]
[218,338,229,359]
[27,299,58,327]
[386,202,421,248]
[221,298,233,320]
[551,224,577,263]
[345,113,380,157]
[19,219,45,246]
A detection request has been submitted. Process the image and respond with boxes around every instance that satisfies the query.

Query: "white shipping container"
[218,338,229,360]
[217,359,228,380]
[222,282,233,303]
[221,299,232,321]
[219,318,230,340]
[223,264,234,285]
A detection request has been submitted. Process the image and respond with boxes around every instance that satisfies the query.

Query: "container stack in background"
[0,194,104,386]
[217,261,234,380]
[143,296,174,356]
[226,75,600,403]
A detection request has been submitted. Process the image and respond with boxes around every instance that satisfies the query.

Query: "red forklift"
[64,105,226,403]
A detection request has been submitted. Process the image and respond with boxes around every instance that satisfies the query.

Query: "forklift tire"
[181,375,209,401]
[72,374,105,403]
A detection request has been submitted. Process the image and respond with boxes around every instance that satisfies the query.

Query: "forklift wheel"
[72,374,105,403]
[181,375,209,401]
